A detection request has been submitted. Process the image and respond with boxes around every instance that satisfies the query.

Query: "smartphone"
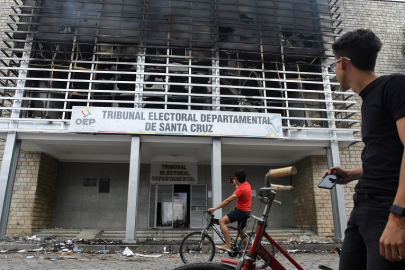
[229,176,235,184]
[318,174,341,189]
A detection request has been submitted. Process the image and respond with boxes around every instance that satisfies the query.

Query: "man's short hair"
[332,29,382,71]
[235,169,246,183]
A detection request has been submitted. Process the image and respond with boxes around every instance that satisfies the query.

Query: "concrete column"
[0,133,21,237]
[326,142,348,240]
[125,136,141,242]
[322,63,348,240]
[0,5,35,237]
[211,137,222,242]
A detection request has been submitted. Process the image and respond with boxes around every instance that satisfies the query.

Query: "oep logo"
[76,108,96,126]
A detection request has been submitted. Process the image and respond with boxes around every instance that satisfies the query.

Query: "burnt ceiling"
[14,0,339,57]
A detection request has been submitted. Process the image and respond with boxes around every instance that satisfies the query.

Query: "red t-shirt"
[234,181,252,212]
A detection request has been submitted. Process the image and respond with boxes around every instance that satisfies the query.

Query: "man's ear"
[341,57,349,69]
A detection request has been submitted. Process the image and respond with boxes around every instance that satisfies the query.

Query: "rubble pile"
[0,235,163,259]
[0,233,342,260]
[278,235,342,245]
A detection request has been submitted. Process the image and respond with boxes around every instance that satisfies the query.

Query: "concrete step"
[102,229,317,242]
[32,229,80,239]
[32,228,317,242]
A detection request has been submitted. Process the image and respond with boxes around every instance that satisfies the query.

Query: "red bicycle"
[174,166,322,270]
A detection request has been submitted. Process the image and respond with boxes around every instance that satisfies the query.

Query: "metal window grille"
[0,0,358,140]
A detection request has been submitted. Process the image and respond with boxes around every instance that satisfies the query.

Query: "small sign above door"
[151,163,197,184]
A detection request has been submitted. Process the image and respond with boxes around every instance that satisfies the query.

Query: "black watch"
[390,204,405,217]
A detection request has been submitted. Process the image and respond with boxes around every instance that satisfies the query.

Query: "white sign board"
[151,163,197,184]
[69,107,283,138]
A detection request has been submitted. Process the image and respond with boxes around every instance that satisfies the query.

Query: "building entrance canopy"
[0,133,351,166]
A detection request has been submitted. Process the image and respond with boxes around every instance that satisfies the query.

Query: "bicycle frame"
[206,212,248,248]
[218,183,304,270]
[221,224,304,270]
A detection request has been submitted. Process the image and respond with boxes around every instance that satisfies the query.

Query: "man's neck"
[349,70,379,94]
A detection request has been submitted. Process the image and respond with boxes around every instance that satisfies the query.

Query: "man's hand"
[207,208,216,212]
[379,214,405,262]
[322,166,361,185]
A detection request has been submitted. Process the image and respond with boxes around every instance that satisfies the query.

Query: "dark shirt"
[355,74,405,197]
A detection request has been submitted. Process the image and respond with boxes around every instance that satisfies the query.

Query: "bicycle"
[174,166,320,270]
[179,210,275,264]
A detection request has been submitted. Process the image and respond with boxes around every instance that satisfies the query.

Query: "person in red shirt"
[208,169,252,251]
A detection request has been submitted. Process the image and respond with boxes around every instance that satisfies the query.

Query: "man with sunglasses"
[324,29,405,269]
[208,169,251,252]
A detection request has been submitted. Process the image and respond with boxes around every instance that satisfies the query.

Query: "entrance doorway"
[148,184,207,229]
[149,185,190,228]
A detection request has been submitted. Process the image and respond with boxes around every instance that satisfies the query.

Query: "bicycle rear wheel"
[179,232,216,264]
[174,262,235,270]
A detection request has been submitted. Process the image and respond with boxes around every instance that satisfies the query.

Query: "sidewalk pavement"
[0,240,341,270]
[0,251,340,270]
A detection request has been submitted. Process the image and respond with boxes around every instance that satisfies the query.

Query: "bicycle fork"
[236,224,264,270]
[198,230,209,249]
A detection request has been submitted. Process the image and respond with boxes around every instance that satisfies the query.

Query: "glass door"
[148,185,174,228]
[173,185,190,228]
[149,184,206,229]
[190,185,207,228]
[157,185,174,228]
[148,185,157,228]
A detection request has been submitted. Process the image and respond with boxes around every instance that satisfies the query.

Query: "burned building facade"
[0,0,362,240]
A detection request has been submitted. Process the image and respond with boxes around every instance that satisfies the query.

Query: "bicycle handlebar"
[269,166,297,178]
[205,210,215,217]
[264,166,297,189]
[270,184,293,191]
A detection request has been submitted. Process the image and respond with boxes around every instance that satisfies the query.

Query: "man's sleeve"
[384,75,405,121]
[234,186,242,197]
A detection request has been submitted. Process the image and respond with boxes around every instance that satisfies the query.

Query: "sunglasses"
[328,57,351,73]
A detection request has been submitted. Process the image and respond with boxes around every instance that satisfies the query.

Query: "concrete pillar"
[125,136,141,242]
[211,138,222,242]
[326,142,348,240]
[322,63,348,240]
[0,133,20,237]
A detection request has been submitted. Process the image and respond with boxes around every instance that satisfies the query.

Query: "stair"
[32,228,317,242]
[32,228,81,240]
[263,229,317,242]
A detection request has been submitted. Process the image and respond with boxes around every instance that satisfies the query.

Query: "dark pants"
[227,208,250,230]
[339,193,405,270]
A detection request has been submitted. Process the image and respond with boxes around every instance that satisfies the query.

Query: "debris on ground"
[278,235,342,245]
[0,232,342,260]
[135,253,162,258]
[122,247,134,257]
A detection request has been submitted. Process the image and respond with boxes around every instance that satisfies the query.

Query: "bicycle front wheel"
[179,232,216,264]
[174,262,235,270]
